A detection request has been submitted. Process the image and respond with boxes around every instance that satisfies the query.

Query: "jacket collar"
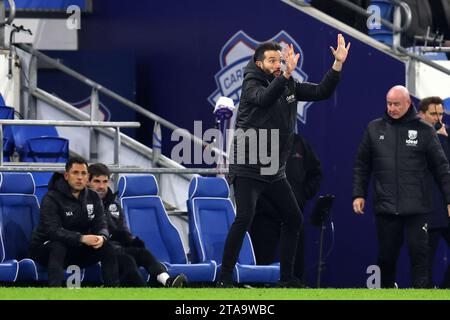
[383,105,419,124]
[102,187,117,206]
[48,172,87,200]
[244,59,275,82]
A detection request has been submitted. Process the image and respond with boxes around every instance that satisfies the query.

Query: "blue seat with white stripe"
[187,177,279,285]
[118,175,217,283]
[0,172,40,282]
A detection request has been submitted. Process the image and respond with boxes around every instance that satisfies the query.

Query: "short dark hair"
[418,96,444,113]
[253,41,282,62]
[88,163,111,181]
[65,156,88,172]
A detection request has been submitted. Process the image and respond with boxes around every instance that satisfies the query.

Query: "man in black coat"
[250,133,322,285]
[29,157,119,287]
[88,163,187,287]
[218,34,350,287]
[352,86,450,288]
[418,96,450,288]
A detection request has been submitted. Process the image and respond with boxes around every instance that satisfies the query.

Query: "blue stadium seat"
[0,106,15,162]
[368,0,394,45]
[31,172,53,205]
[187,177,280,285]
[444,97,450,114]
[0,172,87,283]
[2,138,13,162]
[10,125,69,163]
[118,175,217,283]
[0,172,40,282]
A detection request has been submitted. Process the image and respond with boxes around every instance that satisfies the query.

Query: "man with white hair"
[352,85,450,288]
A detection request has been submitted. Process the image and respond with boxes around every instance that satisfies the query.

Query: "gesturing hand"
[282,43,300,79]
[330,33,351,64]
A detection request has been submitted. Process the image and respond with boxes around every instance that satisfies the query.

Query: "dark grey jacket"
[229,60,340,183]
[352,106,450,215]
[102,188,145,248]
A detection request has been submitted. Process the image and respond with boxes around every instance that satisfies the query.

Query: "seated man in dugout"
[29,157,120,287]
[88,163,187,287]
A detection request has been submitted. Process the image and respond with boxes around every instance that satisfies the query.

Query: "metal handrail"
[0,164,229,174]
[397,46,450,77]
[306,0,450,76]
[29,87,196,179]
[331,0,411,33]
[0,0,15,27]
[14,43,228,160]
[0,120,140,127]
[0,120,141,166]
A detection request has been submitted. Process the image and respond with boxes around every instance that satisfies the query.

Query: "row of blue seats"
[0,173,279,285]
[0,106,69,163]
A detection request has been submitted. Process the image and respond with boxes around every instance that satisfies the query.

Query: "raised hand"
[282,43,300,79]
[330,33,351,64]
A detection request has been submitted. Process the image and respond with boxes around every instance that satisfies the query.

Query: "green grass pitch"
[0,288,449,300]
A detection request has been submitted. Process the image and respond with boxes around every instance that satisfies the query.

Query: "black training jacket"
[102,188,134,245]
[429,129,450,228]
[229,60,340,183]
[30,173,108,248]
[352,106,450,216]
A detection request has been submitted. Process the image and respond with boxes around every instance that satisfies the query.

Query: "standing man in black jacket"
[88,163,187,287]
[29,157,119,287]
[352,86,450,288]
[418,96,450,288]
[250,133,322,285]
[218,34,350,287]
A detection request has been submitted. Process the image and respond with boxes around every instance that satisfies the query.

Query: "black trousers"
[428,223,450,288]
[249,203,305,281]
[220,177,302,282]
[117,253,146,287]
[375,214,429,288]
[30,240,120,287]
[123,247,165,276]
[116,246,166,287]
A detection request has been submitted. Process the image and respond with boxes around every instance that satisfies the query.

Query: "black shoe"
[165,274,187,288]
[276,277,307,288]
[216,278,234,288]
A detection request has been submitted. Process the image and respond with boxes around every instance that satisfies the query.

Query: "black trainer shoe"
[165,274,187,288]
[215,278,234,288]
[276,277,307,288]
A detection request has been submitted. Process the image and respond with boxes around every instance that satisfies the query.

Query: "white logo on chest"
[87,204,94,220]
[286,94,296,104]
[109,204,119,218]
[406,130,418,146]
